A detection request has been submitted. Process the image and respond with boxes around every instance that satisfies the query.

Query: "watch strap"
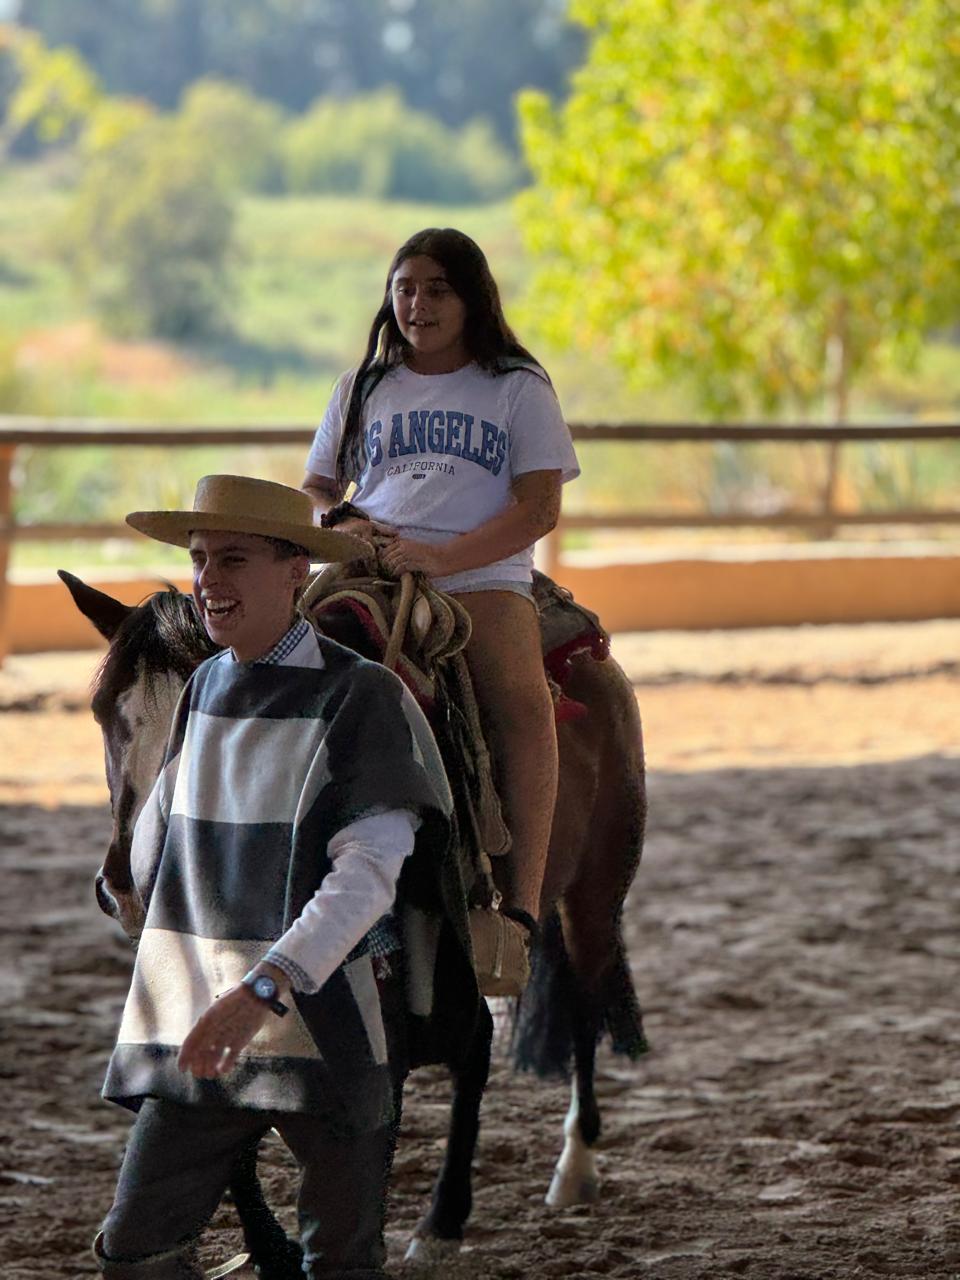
[241,972,289,1018]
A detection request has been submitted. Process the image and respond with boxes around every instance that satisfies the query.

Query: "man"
[95,474,476,1280]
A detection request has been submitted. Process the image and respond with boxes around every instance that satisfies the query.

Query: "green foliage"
[0,334,28,412]
[81,95,156,157]
[178,78,285,192]
[60,120,236,339]
[16,0,582,145]
[0,22,101,150]
[3,165,958,569]
[1,21,522,203]
[518,0,960,419]
[283,89,520,204]
[456,119,524,202]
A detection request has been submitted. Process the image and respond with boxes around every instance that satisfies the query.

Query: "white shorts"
[444,579,534,600]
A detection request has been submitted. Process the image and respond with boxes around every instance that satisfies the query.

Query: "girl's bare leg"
[452,590,557,922]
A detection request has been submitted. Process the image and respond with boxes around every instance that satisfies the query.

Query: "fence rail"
[3,419,960,444]
[1,418,959,661]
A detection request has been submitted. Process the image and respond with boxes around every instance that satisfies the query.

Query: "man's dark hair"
[263,535,309,560]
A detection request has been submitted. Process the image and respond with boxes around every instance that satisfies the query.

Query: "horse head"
[58,571,215,938]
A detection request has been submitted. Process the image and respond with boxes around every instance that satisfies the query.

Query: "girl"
[302,227,579,984]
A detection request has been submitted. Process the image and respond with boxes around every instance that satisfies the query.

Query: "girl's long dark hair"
[336,227,541,488]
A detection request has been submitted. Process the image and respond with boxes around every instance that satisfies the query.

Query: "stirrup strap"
[500,906,541,947]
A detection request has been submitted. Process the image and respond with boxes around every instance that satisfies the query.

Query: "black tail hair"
[512,910,648,1079]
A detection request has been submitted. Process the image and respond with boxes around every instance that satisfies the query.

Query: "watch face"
[253,975,277,1001]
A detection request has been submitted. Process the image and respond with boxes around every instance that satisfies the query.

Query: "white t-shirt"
[306,362,579,591]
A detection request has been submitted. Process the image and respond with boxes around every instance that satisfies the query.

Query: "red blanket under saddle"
[310,589,609,725]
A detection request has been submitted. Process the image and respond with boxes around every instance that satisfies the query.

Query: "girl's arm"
[302,470,342,520]
[379,469,562,579]
[301,469,387,540]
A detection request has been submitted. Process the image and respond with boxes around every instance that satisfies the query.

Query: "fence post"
[819,440,842,538]
[0,444,15,667]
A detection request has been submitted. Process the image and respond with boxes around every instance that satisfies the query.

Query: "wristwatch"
[241,972,289,1017]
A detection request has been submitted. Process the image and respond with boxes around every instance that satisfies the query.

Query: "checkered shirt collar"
[254,617,311,666]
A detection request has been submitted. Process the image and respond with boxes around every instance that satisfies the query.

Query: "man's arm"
[177,809,418,1078]
[263,809,418,993]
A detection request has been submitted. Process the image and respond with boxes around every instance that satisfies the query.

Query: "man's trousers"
[98,1097,394,1280]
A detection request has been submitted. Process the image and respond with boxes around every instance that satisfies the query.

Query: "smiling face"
[391,254,469,373]
[189,530,309,662]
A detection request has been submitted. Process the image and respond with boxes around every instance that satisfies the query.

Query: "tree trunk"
[821,300,850,535]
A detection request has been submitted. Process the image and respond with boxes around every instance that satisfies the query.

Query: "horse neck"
[94,592,213,918]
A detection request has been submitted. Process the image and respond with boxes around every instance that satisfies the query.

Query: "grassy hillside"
[2,163,959,572]
[0,162,700,424]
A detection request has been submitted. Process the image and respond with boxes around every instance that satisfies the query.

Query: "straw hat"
[126,474,369,562]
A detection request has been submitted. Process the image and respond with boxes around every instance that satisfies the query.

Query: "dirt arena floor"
[1,621,959,1280]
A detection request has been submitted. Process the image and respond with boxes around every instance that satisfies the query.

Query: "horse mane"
[92,587,219,715]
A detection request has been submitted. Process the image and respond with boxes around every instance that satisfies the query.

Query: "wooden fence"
[1,419,959,660]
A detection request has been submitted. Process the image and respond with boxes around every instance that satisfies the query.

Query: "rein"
[303,566,419,674]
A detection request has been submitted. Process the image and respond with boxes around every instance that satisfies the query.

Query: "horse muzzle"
[95,872,144,941]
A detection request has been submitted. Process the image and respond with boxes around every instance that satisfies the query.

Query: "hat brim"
[125,509,372,563]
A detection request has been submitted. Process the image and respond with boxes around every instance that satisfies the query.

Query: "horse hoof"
[545,1170,601,1209]
[404,1235,463,1267]
[250,1238,305,1280]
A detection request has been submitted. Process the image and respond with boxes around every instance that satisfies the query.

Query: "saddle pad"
[532,572,610,720]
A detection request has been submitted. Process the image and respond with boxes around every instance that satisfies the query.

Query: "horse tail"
[512,909,575,1077]
[512,910,648,1078]
[601,930,648,1059]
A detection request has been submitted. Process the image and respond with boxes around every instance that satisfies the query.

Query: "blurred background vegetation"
[0,0,958,573]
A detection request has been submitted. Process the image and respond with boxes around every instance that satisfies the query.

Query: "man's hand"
[177,986,271,1079]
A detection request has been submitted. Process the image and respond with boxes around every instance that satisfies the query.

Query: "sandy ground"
[1,621,959,1279]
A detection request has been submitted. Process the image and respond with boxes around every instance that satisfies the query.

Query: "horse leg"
[545,981,602,1208]
[227,1135,304,1280]
[405,1000,494,1265]
[544,896,645,1209]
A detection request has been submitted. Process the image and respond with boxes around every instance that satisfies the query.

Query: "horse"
[60,567,648,1275]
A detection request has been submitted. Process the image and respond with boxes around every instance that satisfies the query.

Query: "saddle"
[531,570,610,719]
[301,562,610,994]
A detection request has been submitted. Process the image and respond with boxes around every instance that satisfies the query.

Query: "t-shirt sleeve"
[306,370,354,478]
[507,370,580,484]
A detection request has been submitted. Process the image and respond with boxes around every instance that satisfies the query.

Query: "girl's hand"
[379,537,448,579]
[331,516,379,543]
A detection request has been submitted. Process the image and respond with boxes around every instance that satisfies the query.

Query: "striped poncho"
[103,626,475,1134]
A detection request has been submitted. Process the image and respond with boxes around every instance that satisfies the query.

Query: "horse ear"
[57,570,134,640]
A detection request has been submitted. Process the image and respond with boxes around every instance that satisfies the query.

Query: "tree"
[517,0,960,420]
[62,119,235,339]
[0,23,154,159]
[178,77,285,191]
[13,0,206,111]
[16,0,583,144]
[283,88,519,203]
[0,22,100,151]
